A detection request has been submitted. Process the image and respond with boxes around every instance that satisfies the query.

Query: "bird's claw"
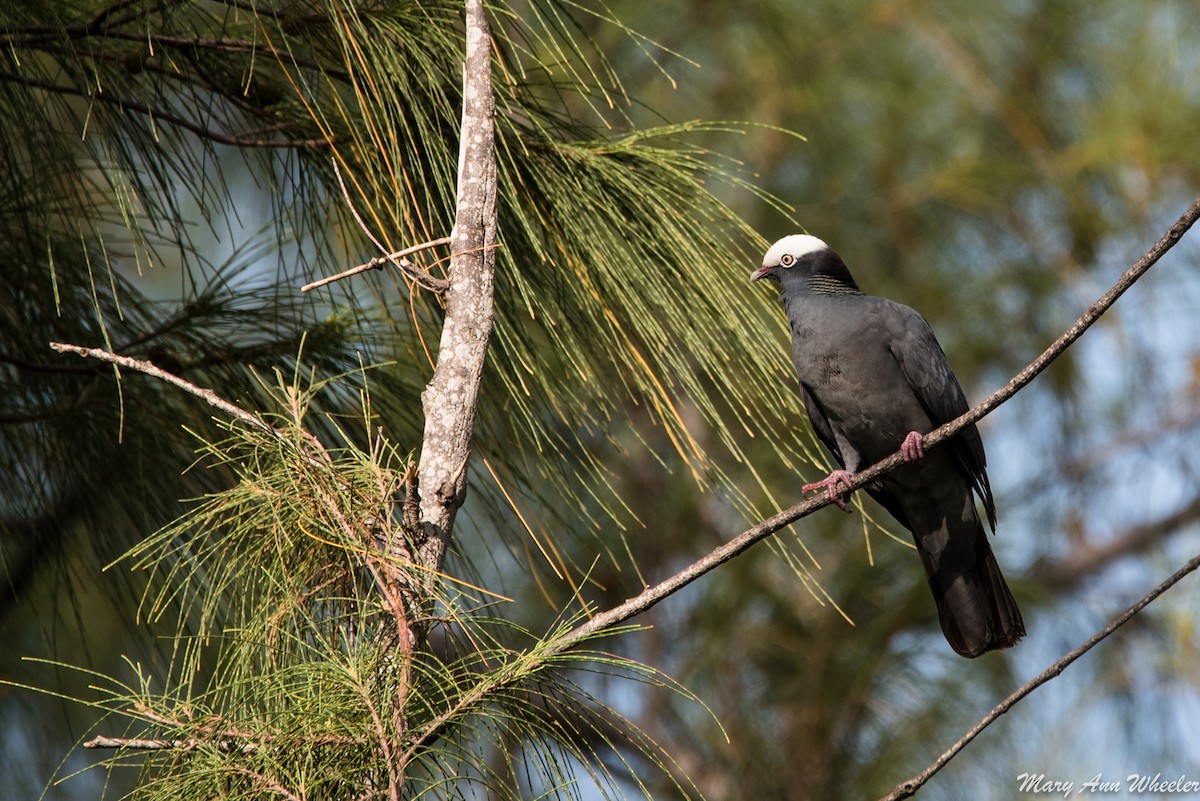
[803,469,855,513]
[900,431,925,463]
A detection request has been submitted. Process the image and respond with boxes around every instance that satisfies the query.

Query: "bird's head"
[750,234,860,293]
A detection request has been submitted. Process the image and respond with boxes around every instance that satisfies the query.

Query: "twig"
[879,552,1200,801]
[547,193,1200,650]
[300,160,450,294]
[85,705,363,752]
[84,732,358,751]
[83,735,253,753]
[332,157,391,256]
[86,736,193,750]
[300,237,451,294]
[47,343,339,472]
[84,0,144,33]
[48,343,270,434]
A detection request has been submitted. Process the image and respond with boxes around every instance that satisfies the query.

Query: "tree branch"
[413,0,498,576]
[85,736,196,751]
[300,158,452,294]
[547,193,1200,650]
[1009,403,1200,503]
[1033,494,1200,590]
[879,552,1200,801]
[46,343,333,469]
[83,732,357,751]
[301,238,451,294]
[47,343,270,434]
[83,735,253,753]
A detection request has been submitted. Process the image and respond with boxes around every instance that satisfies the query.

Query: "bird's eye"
[780,254,796,268]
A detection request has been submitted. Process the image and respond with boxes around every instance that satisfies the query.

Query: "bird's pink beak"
[750,265,774,282]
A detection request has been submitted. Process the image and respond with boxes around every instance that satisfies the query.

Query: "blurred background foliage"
[2,0,1199,799]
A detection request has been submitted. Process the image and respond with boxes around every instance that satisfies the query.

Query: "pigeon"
[751,234,1024,657]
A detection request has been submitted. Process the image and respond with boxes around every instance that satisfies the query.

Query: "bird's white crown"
[762,234,830,267]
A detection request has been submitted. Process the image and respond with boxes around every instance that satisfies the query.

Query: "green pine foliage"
[24,375,699,799]
[1,1,812,798]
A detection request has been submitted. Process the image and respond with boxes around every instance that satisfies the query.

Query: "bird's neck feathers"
[798,250,861,296]
[804,274,861,295]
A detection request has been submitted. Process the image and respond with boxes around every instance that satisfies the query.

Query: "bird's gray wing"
[797,381,844,469]
[800,380,914,530]
[886,304,996,529]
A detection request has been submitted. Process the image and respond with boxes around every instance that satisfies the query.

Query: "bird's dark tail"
[911,503,1025,658]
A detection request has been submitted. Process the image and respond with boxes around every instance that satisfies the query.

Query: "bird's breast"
[790,324,931,458]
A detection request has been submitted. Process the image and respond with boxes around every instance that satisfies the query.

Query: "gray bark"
[415,0,498,577]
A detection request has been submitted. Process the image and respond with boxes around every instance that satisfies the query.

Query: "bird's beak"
[750,265,776,283]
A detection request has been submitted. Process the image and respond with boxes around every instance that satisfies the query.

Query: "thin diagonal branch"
[548,193,1200,650]
[46,343,332,468]
[301,237,452,293]
[333,157,391,255]
[879,552,1200,801]
[48,342,270,434]
[300,158,452,294]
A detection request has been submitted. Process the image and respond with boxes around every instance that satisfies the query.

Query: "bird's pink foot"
[803,469,855,512]
[900,431,925,463]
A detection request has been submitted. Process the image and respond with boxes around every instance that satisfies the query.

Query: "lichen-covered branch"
[414,0,498,577]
